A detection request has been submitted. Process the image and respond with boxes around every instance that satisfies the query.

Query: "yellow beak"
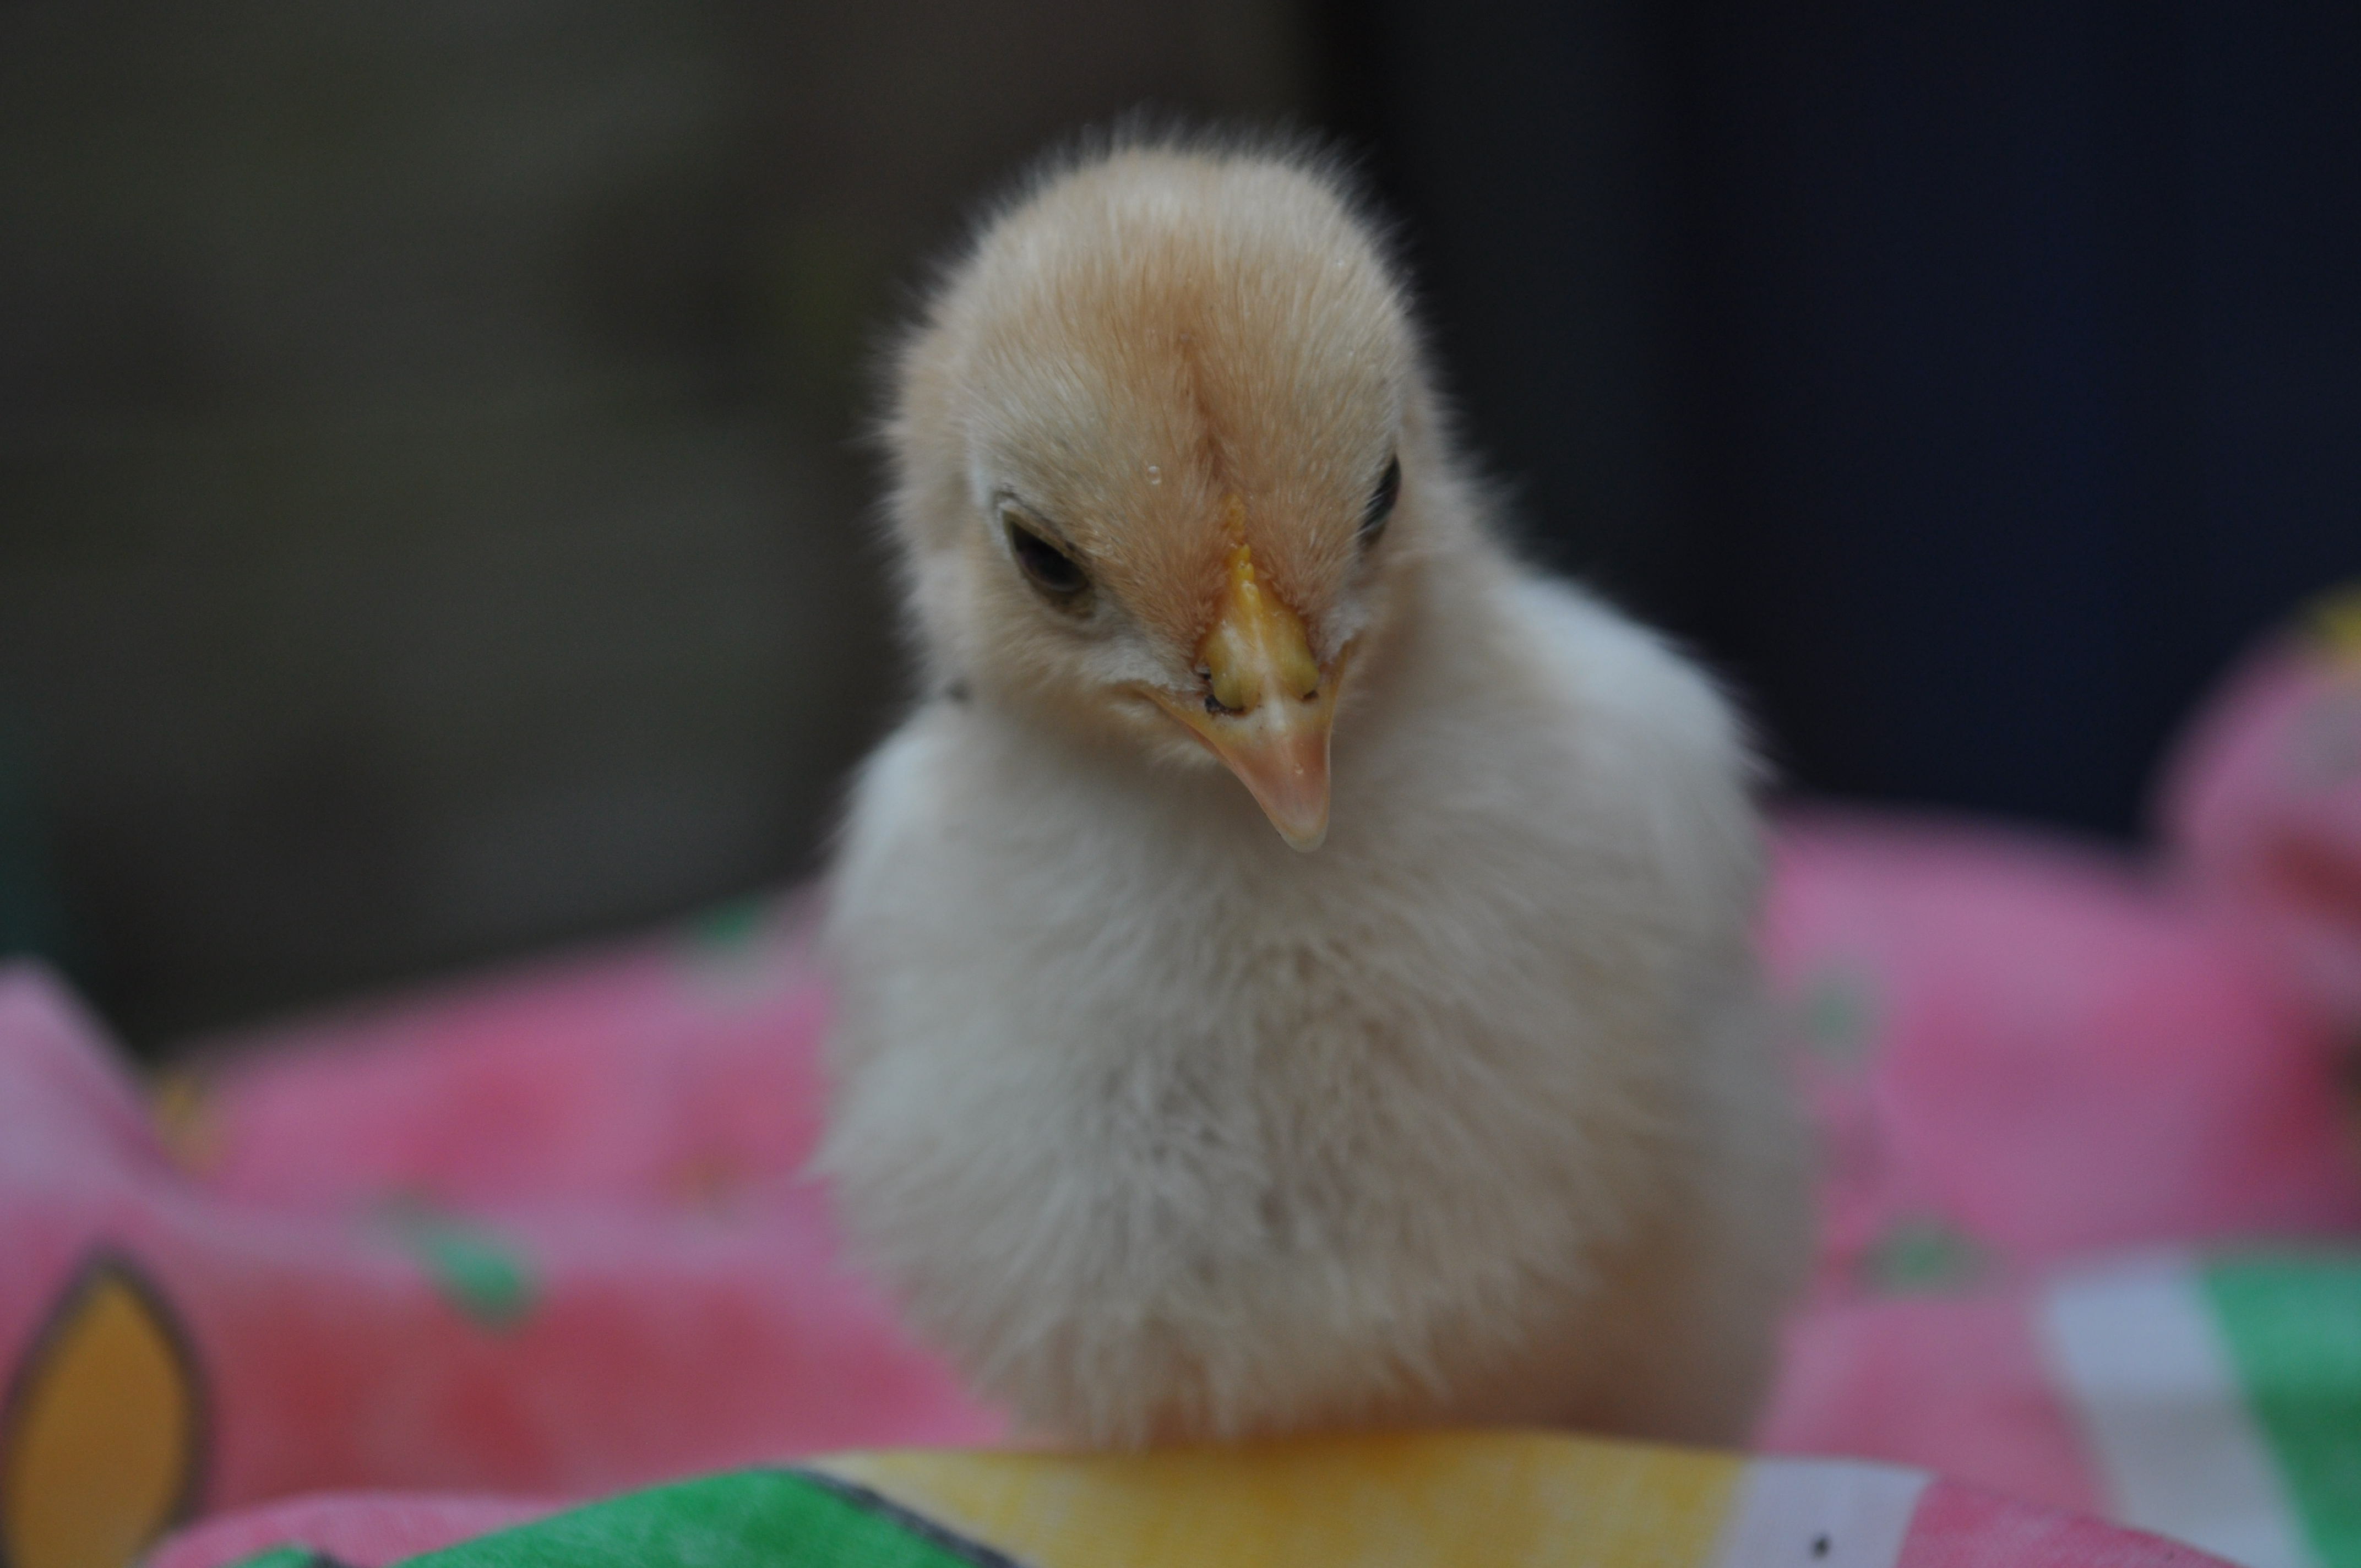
[1144,507,1343,852]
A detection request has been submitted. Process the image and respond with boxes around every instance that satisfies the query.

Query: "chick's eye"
[1361,455,1402,546]
[1003,510,1090,605]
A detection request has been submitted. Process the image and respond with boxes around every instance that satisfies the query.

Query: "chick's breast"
[823,589,1798,1449]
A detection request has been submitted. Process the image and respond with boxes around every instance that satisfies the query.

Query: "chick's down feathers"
[820,134,1804,1449]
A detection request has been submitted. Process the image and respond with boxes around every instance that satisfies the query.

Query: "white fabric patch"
[1712,1457,1929,1568]
[2039,1252,2313,1568]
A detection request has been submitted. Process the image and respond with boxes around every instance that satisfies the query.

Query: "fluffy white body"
[820,137,1803,1449]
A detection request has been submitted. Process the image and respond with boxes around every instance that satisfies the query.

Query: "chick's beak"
[1145,511,1344,852]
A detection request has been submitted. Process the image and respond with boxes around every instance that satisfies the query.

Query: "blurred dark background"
[2,3,2355,1051]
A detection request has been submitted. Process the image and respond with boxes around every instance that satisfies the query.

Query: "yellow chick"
[820,134,1804,1450]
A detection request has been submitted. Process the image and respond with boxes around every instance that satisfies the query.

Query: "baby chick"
[820,134,1803,1450]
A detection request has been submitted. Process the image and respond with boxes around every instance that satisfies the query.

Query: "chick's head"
[884,141,1453,851]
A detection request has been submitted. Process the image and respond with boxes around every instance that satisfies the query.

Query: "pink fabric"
[0,901,998,1525]
[183,905,836,1216]
[1764,1292,2099,1515]
[1754,815,2361,1507]
[1764,814,2360,1301]
[1901,1482,2225,1568]
[2161,630,2361,1030]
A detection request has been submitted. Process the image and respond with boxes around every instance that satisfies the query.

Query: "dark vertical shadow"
[1314,0,2361,839]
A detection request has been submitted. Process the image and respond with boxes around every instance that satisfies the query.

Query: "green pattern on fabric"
[400,1471,995,1568]
[1860,1218,1988,1294]
[1791,971,1878,1064]
[222,1550,340,1568]
[380,1205,537,1330]
[2204,1256,2361,1567]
